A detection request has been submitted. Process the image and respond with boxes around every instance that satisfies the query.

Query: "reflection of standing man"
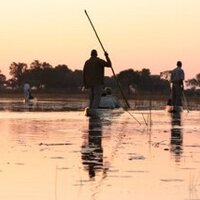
[83,49,112,109]
[170,112,183,162]
[170,61,185,110]
[81,117,103,179]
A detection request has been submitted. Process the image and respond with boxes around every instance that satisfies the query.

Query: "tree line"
[0,60,199,96]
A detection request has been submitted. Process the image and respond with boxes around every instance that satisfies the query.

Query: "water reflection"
[0,99,86,112]
[170,111,183,162]
[0,109,200,200]
[81,116,103,180]
[23,101,37,111]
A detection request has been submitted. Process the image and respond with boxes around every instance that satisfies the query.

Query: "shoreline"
[0,91,199,101]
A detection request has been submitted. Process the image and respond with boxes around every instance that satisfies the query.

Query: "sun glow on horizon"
[0,0,200,79]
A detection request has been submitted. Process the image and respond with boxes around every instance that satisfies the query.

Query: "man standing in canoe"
[83,49,112,109]
[170,61,185,110]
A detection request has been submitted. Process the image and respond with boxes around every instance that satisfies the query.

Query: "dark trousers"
[89,85,103,109]
[171,84,183,106]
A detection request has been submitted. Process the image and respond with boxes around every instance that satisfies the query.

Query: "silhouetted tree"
[116,69,140,94]
[115,68,169,95]
[53,65,72,88]
[28,60,53,88]
[139,68,151,91]
[4,60,182,95]
[9,62,27,87]
[151,75,170,94]
[72,69,83,88]
[0,70,6,87]
[6,78,16,88]
[186,73,200,88]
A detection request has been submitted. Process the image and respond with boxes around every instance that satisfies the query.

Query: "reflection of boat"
[84,107,124,118]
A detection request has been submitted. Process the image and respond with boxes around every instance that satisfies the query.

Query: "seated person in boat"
[99,87,120,109]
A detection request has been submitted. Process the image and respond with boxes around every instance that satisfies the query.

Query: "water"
[0,98,200,200]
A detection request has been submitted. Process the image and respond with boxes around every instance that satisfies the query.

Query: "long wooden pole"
[84,10,130,109]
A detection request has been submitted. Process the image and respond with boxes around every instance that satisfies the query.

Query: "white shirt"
[24,83,30,92]
[99,95,120,109]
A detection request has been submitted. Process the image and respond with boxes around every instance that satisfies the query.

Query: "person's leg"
[176,86,183,106]
[172,84,182,111]
[91,85,103,108]
[171,84,176,107]
[24,90,29,102]
[89,88,94,108]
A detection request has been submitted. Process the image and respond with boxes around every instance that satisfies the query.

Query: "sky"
[0,0,200,79]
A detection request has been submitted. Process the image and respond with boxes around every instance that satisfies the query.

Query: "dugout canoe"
[165,105,183,113]
[84,107,124,118]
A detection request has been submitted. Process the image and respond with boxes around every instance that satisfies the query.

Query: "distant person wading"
[170,61,185,109]
[83,49,112,109]
[24,81,31,102]
[23,81,34,103]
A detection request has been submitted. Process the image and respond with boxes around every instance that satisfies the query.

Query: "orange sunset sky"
[0,0,200,79]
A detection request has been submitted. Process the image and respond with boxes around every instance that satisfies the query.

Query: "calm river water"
[0,98,199,200]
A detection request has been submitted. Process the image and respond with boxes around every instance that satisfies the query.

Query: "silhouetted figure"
[81,116,103,179]
[23,81,33,102]
[170,111,183,162]
[170,61,185,111]
[99,87,120,109]
[83,49,112,109]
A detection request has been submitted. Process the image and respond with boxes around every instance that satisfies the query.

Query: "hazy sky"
[0,0,200,79]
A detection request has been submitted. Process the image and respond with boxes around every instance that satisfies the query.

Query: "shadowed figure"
[82,116,103,179]
[170,111,183,162]
[24,81,35,104]
[170,61,185,111]
[83,49,112,109]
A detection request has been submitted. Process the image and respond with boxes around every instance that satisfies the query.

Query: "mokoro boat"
[84,107,124,118]
[165,105,183,113]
